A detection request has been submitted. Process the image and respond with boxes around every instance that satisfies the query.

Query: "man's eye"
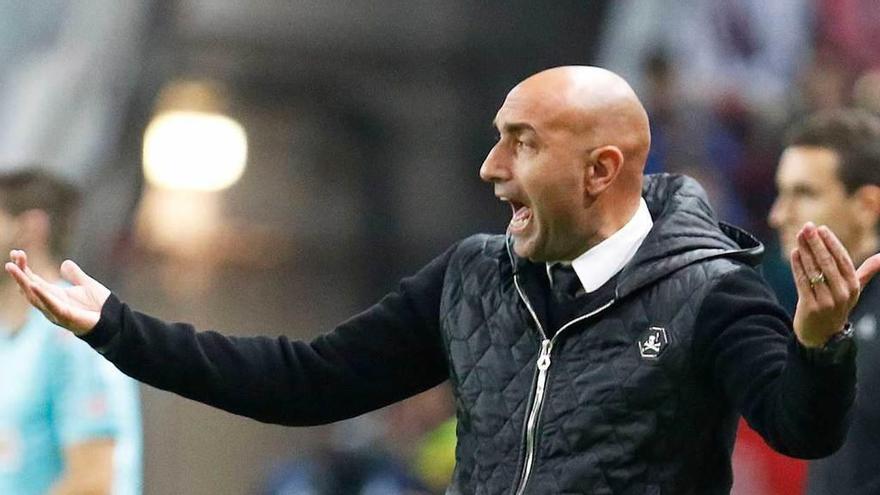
[792,188,818,199]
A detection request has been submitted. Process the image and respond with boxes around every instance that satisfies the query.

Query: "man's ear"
[16,209,51,248]
[852,184,880,231]
[585,146,624,195]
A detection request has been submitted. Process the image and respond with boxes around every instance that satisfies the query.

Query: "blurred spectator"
[768,109,880,495]
[412,416,456,493]
[0,0,163,286]
[817,0,880,74]
[792,1,880,119]
[263,451,429,495]
[0,0,151,180]
[0,169,142,495]
[264,385,455,495]
[852,69,880,114]
[794,47,854,116]
[603,2,808,236]
[638,50,750,225]
[599,6,880,495]
[598,0,811,120]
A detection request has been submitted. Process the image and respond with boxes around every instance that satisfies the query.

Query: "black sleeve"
[693,266,857,459]
[79,245,457,426]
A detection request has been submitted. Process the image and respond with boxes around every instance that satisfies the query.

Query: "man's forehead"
[777,146,842,185]
[493,87,572,131]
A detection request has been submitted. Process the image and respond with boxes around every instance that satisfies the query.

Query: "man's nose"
[479,144,510,183]
[768,198,786,229]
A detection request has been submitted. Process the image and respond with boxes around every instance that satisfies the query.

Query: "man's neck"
[562,197,653,294]
[0,252,58,336]
[574,195,643,258]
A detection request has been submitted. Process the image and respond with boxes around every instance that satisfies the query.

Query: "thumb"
[60,260,95,286]
[856,253,880,288]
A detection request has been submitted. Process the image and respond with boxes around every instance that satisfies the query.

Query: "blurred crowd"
[2,0,880,494]
[608,1,875,211]
[600,0,880,310]
[600,2,880,493]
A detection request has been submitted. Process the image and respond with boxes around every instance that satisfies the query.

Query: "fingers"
[796,225,835,303]
[856,253,880,288]
[803,225,865,309]
[5,261,52,316]
[801,223,858,304]
[6,250,65,313]
[10,249,27,271]
[817,226,858,290]
[28,279,71,325]
[9,250,45,287]
[5,261,30,293]
[60,259,92,286]
[6,251,102,333]
[791,248,811,301]
[60,259,111,310]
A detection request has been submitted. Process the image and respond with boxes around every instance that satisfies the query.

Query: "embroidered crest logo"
[638,326,668,360]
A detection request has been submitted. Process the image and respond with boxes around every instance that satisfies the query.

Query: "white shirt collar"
[550,198,653,294]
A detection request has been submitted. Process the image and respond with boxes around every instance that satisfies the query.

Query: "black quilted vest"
[439,174,763,494]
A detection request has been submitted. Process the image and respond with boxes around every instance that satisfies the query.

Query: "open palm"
[5,250,110,335]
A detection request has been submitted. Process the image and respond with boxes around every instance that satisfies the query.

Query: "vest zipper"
[513,336,552,495]
[511,269,615,495]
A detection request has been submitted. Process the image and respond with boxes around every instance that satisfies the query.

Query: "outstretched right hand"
[5,250,110,336]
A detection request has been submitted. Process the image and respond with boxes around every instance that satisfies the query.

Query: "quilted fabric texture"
[439,174,766,494]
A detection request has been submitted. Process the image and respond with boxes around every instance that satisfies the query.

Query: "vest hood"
[617,173,763,298]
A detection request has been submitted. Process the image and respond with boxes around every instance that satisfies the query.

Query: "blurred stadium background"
[2,1,879,493]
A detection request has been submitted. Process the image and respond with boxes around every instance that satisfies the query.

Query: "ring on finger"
[809,272,826,288]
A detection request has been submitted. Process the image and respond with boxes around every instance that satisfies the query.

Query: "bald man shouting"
[8,66,880,494]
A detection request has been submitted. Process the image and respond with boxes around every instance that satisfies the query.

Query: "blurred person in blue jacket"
[768,109,880,495]
[0,169,141,495]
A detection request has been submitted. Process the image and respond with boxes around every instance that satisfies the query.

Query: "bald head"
[506,66,651,178]
[482,66,652,260]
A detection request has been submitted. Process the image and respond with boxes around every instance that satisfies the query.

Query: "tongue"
[510,206,531,230]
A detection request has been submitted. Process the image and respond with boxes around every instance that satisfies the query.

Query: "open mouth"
[508,200,532,233]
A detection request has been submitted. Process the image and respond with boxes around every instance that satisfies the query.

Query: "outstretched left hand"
[791,223,880,348]
[5,250,110,336]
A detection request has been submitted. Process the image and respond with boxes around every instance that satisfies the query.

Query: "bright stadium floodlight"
[143,110,248,191]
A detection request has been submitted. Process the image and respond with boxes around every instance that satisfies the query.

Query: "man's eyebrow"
[791,184,818,194]
[492,120,537,135]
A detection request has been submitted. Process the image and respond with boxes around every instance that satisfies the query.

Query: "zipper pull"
[537,338,552,371]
